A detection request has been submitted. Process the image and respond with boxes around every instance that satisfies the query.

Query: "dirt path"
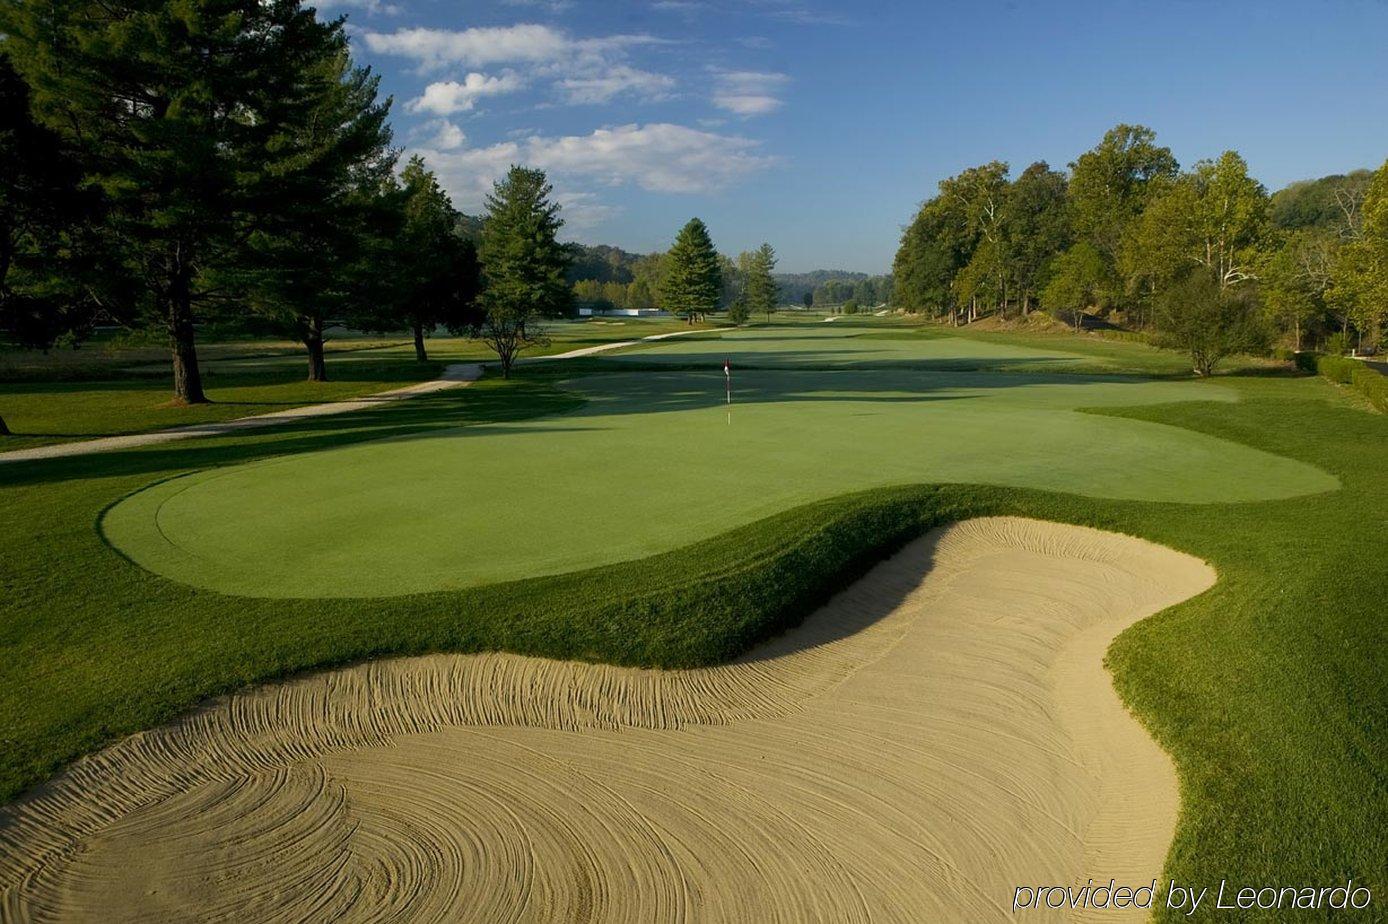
[0,517,1214,922]
[0,328,719,465]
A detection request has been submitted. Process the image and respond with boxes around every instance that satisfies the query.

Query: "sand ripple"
[0,517,1214,922]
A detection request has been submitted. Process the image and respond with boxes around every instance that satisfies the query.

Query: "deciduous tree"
[1156,269,1265,375]
[1069,124,1177,267]
[1041,243,1110,331]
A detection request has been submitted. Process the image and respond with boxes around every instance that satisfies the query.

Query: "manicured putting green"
[102,330,1337,597]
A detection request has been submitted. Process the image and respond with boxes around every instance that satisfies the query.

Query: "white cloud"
[552,191,622,230]
[527,123,774,193]
[502,0,575,11]
[361,24,664,72]
[312,0,400,15]
[407,71,525,115]
[420,119,467,150]
[559,65,675,104]
[710,69,789,116]
[414,122,775,223]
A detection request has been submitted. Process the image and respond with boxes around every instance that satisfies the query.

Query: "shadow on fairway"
[2,357,1235,490]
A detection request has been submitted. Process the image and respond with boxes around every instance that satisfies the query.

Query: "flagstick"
[724,358,732,424]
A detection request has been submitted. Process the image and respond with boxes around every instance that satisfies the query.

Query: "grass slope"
[0,323,1383,919]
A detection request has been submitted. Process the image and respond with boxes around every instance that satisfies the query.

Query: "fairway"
[101,328,1336,597]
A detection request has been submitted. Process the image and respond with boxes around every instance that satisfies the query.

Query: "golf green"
[101,330,1337,597]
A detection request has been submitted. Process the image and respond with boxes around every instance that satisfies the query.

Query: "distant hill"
[772,270,870,304]
[564,243,645,285]
[1271,170,1371,231]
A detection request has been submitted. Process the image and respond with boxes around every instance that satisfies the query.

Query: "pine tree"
[745,242,780,321]
[0,54,103,435]
[0,0,356,403]
[660,218,722,323]
[466,166,571,377]
[241,42,396,381]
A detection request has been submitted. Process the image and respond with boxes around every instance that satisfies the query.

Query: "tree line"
[813,276,892,310]
[570,220,782,324]
[0,0,579,436]
[892,123,1388,372]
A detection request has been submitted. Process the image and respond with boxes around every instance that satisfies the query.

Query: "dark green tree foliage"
[466,166,571,377]
[564,243,639,285]
[1,0,359,403]
[242,41,396,381]
[1001,162,1071,313]
[1041,242,1110,330]
[0,55,101,351]
[1270,171,1372,232]
[745,242,780,321]
[1156,269,1266,375]
[727,293,750,325]
[660,218,722,323]
[892,197,965,314]
[1068,124,1178,263]
[353,157,479,363]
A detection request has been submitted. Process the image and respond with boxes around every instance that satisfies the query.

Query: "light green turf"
[605,324,1097,369]
[101,329,1337,598]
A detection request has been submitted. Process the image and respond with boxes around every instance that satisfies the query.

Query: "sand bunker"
[0,518,1214,922]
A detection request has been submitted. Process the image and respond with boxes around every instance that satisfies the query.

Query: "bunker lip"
[0,517,1215,922]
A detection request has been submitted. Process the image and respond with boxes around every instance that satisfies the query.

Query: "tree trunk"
[413,320,428,362]
[0,413,10,436]
[1294,317,1302,352]
[305,316,327,382]
[168,269,208,405]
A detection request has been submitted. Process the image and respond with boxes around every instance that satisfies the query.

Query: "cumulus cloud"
[360,24,663,73]
[420,119,467,150]
[413,122,775,224]
[559,65,676,104]
[710,68,789,116]
[311,0,400,15]
[407,72,525,115]
[552,191,623,229]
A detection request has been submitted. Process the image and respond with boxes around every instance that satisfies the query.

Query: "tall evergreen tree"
[659,218,721,323]
[386,158,481,362]
[0,54,103,435]
[0,0,354,403]
[465,166,571,377]
[242,42,396,381]
[745,242,780,321]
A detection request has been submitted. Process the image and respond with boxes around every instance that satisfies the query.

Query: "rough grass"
[0,317,708,449]
[0,332,1384,918]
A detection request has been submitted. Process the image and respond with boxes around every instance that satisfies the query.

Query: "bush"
[1296,352,1388,412]
[842,299,860,315]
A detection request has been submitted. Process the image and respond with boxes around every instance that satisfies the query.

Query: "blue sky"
[324,0,1388,273]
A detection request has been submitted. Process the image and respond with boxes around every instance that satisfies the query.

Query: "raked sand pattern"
[0,518,1215,922]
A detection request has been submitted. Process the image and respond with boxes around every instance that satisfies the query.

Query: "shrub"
[1296,352,1388,412]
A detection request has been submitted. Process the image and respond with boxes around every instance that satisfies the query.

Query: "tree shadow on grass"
[2,356,1230,490]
